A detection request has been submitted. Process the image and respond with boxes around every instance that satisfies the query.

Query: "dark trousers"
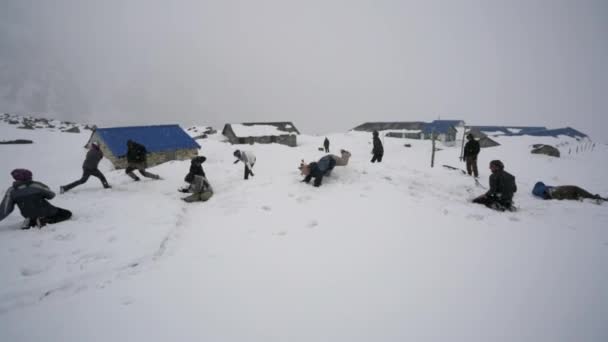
[473,195,513,211]
[465,155,479,177]
[126,164,159,180]
[26,207,72,228]
[324,146,329,153]
[371,153,383,163]
[63,168,109,192]
[244,163,255,180]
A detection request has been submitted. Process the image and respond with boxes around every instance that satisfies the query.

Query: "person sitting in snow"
[532,182,607,202]
[472,160,517,211]
[125,139,161,181]
[299,150,351,187]
[233,150,256,180]
[60,141,111,193]
[181,173,214,203]
[0,169,72,229]
[179,156,207,192]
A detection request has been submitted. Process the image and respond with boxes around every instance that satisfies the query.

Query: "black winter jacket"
[486,170,517,203]
[373,136,384,155]
[0,181,58,221]
[127,142,147,163]
[463,140,480,158]
[83,148,103,170]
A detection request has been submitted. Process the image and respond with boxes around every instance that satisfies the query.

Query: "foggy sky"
[1,0,607,139]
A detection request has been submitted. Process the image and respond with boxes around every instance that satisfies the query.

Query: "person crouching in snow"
[472,160,517,211]
[0,169,72,229]
[125,139,161,181]
[300,155,337,187]
[181,174,214,203]
[233,150,256,180]
[179,156,207,192]
[60,141,111,193]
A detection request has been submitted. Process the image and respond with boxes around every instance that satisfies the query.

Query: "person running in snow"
[233,150,256,180]
[371,130,384,163]
[299,150,351,187]
[323,137,330,153]
[60,141,111,193]
[532,182,607,202]
[472,160,517,211]
[125,139,160,181]
[463,133,480,178]
[181,174,214,203]
[179,156,207,192]
[0,169,72,229]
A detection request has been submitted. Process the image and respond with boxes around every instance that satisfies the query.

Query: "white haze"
[0,0,607,139]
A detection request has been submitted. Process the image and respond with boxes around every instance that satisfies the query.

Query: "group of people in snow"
[2,130,606,229]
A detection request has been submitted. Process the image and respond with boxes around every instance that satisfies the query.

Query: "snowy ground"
[1,121,607,342]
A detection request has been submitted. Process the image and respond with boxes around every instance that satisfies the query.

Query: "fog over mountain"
[1,0,607,139]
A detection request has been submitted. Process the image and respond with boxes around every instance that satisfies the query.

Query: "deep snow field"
[1,119,607,342]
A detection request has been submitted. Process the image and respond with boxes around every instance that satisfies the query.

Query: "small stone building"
[222,122,299,147]
[86,125,201,169]
[421,120,465,143]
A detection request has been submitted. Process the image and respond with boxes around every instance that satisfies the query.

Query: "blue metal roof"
[522,127,587,138]
[95,125,200,157]
[422,120,464,134]
[471,126,547,135]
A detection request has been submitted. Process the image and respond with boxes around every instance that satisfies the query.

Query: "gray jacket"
[0,181,58,221]
[83,148,103,170]
[189,175,213,194]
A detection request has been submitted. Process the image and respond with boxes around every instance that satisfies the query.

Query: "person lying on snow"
[0,169,72,229]
[233,150,256,180]
[532,182,607,202]
[181,174,213,203]
[472,160,517,211]
[299,150,351,187]
[179,156,206,192]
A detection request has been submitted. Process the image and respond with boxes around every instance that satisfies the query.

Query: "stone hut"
[222,122,299,147]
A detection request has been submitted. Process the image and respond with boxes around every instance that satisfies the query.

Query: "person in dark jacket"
[532,182,607,202]
[463,133,480,177]
[323,137,330,153]
[299,155,338,187]
[0,169,72,229]
[60,142,111,193]
[179,156,207,192]
[371,130,384,163]
[125,140,160,181]
[473,160,517,211]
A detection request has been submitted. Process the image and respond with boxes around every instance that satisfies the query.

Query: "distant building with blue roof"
[87,125,201,169]
[421,120,465,142]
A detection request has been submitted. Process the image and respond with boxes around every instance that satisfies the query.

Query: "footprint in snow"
[274,231,288,236]
[20,265,48,277]
[307,220,319,228]
[261,205,272,211]
[466,214,485,221]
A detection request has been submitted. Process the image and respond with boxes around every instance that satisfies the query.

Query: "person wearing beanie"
[371,130,384,163]
[1,169,72,229]
[463,133,480,177]
[233,150,256,180]
[472,160,517,211]
[60,141,111,193]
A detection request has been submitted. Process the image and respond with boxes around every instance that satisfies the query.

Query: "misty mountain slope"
[0,120,607,342]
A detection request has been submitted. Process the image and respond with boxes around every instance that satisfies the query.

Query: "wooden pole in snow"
[431,129,436,168]
[459,127,467,161]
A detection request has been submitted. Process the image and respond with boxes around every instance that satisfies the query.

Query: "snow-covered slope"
[0,118,607,342]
